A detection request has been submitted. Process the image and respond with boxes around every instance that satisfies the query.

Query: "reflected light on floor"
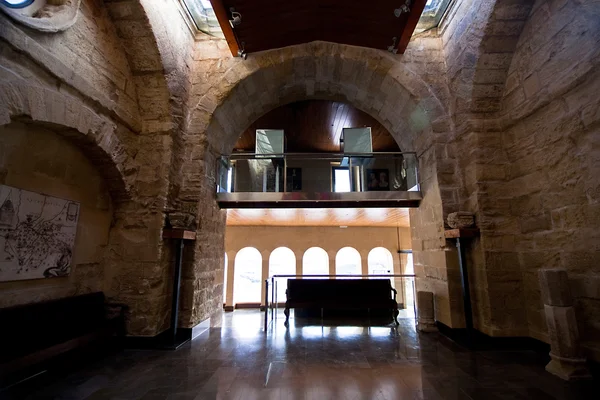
[300,325,327,339]
[333,326,365,338]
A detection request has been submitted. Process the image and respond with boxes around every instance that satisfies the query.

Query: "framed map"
[0,185,80,282]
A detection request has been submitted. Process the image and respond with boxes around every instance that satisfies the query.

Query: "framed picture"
[366,169,390,191]
[286,168,302,192]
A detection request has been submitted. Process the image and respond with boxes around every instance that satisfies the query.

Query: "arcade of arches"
[0,0,599,369]
[223,226,414,308]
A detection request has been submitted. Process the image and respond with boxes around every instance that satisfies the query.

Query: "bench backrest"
[286,279,393,302]
[0,292,107,349]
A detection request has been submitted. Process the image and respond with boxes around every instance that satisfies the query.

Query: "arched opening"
[302,247,329,278]
[194,43,456,327]
[368,246,397,290]
[233,247,262,305]
[335,247,361,278]
[367,247,394,276]
[269,247,296,303]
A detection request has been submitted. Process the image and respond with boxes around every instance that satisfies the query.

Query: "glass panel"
[333,168,351,193]
[181,0,224,38]
[216,152,419,194]
[416,0,453,34]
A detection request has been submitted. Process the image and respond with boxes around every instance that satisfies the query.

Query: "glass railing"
[216,152,419,194]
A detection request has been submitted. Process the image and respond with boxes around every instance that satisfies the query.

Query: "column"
[225,251,235,310]
[539,268,590,380]
[261,253,270,307]
[416,291,437,332]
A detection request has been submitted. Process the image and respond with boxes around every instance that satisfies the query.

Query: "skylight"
[416,0,453,33]
[0,0,34,8]
[181,0,224,38]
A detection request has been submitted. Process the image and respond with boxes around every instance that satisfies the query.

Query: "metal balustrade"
[216,152,422,208]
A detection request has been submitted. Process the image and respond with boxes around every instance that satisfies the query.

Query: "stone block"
[539,268,573,306]
[545,355,591,381]
[416,291,438,332]
[447,211,475,228]
[544,305,580,358]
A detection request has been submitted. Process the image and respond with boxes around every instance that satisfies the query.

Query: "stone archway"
[0,81,131,201]
[177,41,465,330]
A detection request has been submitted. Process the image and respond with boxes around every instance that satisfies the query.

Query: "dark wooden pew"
[0,292,125,387]
[283,279,399,326]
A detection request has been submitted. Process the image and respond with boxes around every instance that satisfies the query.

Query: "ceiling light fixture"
[394,0,412,17]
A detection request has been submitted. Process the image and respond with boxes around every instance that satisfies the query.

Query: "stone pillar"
[261,255,269,307]
[295,254,302,277]
[360,250,369,279]
[539,268,590,380]
[416,291,438,332]
[225,252,235,309]
[328,253,336,279]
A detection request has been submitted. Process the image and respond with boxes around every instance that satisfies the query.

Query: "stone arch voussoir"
[200,41,448,158]
[0,81,132,202]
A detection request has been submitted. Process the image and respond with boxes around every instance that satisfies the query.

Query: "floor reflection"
[4,310,595,399]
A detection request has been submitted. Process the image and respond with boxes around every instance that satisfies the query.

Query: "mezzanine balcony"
[216,152,421,209]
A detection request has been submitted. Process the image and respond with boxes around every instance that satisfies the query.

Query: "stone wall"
[0,0,180,336]
[0,122,112,307]
[498,0,600,357]
[182,36,458,329]
[0,0,596,349]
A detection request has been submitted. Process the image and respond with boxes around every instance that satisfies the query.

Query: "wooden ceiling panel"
[234,100,401,153]
[213,0,427,55]
[226,208,410,227]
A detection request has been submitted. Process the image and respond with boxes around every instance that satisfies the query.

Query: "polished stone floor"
[3,310,596,399]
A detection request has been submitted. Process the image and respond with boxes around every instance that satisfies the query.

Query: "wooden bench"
[283,279,399,326]
[0,292,125,386]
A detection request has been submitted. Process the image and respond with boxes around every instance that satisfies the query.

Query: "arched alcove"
[335,247,362,278]
[0,121,113,307]
[268,247,296,302]
[302,247,329,278]
[233,247,262,305]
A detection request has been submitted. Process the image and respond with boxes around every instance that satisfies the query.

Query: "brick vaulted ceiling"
[234,100,401,153]
[210,0,428,56]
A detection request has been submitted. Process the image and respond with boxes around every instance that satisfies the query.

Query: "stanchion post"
[264,279,269,331]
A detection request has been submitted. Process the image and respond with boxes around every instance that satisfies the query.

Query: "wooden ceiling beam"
[210,0,240,57]
[397,0,428,54]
